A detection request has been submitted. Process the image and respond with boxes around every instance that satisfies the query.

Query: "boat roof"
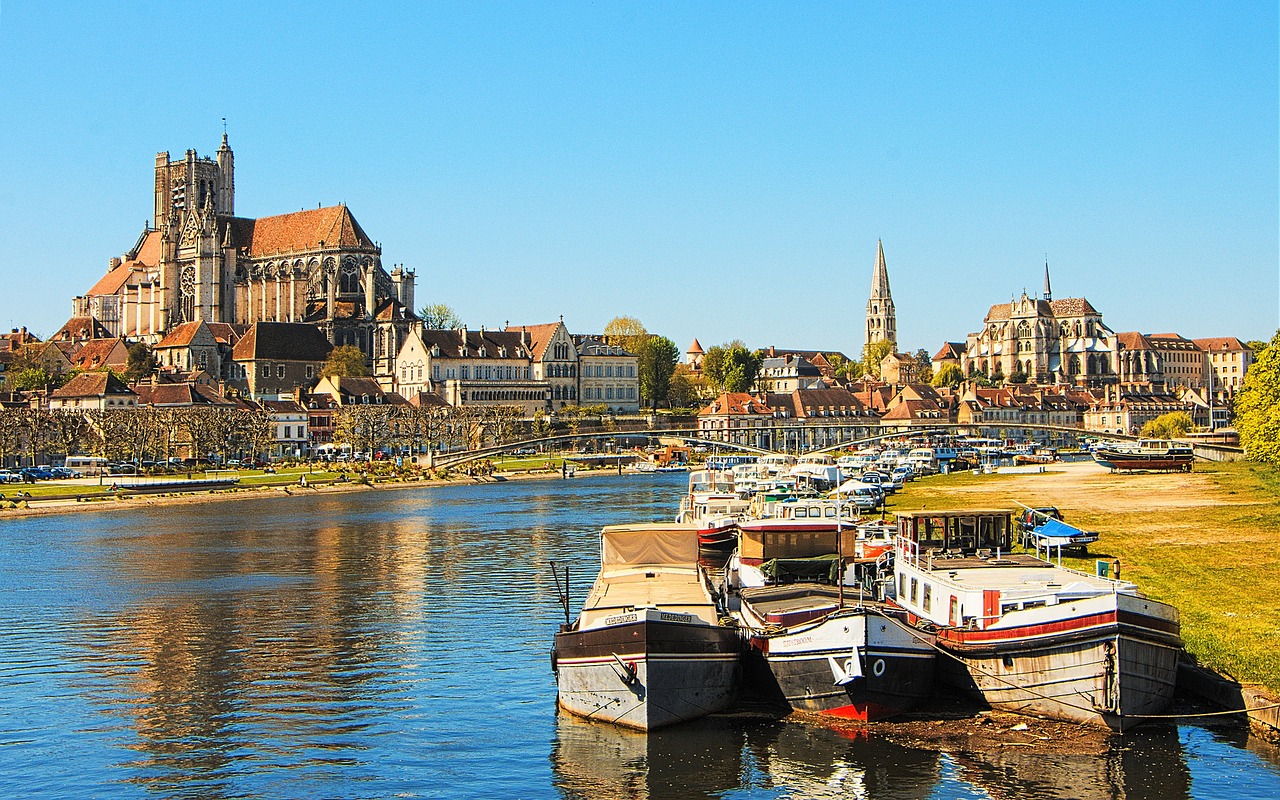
[579,565,720,627]
[600,522,700,567]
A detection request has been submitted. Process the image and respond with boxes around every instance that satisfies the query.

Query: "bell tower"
[865,239,897,348]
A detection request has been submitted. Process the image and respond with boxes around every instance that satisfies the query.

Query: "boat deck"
[580,566,721,628]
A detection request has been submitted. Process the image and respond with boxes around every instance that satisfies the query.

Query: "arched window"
[339,260,360,294]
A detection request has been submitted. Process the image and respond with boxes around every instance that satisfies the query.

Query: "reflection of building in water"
[747,722,940,799]
[550,714,744,799]
[948,724,1190,800]
[91,511,432,792]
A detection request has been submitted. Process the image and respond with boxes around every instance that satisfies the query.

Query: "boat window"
[825,507,836,518]
[949,596,959,626]
[910,578,918,604]
[899,574,906,599]
[923,584,932,613]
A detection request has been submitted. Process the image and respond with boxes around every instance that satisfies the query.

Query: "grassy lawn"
[894,461,1280,692]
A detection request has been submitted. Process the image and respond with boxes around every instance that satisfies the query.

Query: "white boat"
[892,509,1182,731]
[552,523,740,731]
[726,517,936,721]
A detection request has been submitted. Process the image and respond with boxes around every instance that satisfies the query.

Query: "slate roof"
[231,322,333,362]
[419,329,529,358]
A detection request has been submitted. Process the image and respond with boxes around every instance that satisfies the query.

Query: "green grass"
[898,462,1280,691]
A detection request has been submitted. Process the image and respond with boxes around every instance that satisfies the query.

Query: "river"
[0,473,1277,799]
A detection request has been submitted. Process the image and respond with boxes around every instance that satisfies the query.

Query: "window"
[606,365,613,377]
[284,425,292,439]
[278,365,286,378]
[461,366,470,380]
[923,584,932,613]
[262,365,270,378]
[910,578,918,604]
[306,365,314,379]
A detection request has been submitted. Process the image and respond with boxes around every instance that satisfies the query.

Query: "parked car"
[108,463,137,475]
[49,467,82,479]
[0,470,23,483]
[20,467,55,481]
[859,471,896,495]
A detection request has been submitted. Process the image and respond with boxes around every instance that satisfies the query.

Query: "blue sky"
[1,2,1276,357]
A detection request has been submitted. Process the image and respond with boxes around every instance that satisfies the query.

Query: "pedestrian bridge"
[428,422,1130,470]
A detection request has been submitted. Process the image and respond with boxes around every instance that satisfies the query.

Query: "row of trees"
[1235,330,1280,463]
[0,402,549,468]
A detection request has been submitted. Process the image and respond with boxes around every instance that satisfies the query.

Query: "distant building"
[71,136,418,376]
[575,336,639,413]
[865,240,896,349]
[757,353,824,393]
[507,321,579,407]
[398,327,548,416]
[49,372,137,411]
[879,352,918,385]
[962,266,1115,385]
[229,322,332,399]
[1194,336,1254,405]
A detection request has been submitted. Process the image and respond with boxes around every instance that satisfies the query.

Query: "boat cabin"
[896,509,1013,556]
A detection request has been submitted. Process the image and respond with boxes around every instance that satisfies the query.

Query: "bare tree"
[44,410,91,461]
[335,405,394,457]
[0,409,25,468]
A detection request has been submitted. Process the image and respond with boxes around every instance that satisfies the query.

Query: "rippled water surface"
[1,473,1277,798]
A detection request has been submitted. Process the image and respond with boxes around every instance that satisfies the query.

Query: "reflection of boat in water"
[550,713,745,799]
[948,723,1190,800]
[745,720,941,799]
[1093,439,1194,472]
[552,522,739,731]
[894,509,1182,731]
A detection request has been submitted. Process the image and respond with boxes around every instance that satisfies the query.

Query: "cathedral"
[961,265,1117,385]
[72,136,418,375]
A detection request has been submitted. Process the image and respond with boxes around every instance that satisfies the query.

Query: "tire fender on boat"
[872,658,886,677]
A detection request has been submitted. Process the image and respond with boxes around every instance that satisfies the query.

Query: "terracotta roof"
[85,263,136,297]
[698,392,771,417]
[1192,336,1249,351]
[128,230,163,266]
[419,329,529,358]
[155,321,207,349]
[1050,297,1098,317]
[984,303,1011,321]
[261,399,306,413]
[228,205,374,258]
[409,391,451,408]
[133,383,233,407]
[505,323,563,361]
[51,372,135,398]
[789,388,868,416]
[932,342,964,361]
[231,322,333,362]
[53,316,112,342]
[71,338,127,370]
[1115,331,1153,350]
[206,322,245,345]
[374,297,418,321]
[687,339,704,354]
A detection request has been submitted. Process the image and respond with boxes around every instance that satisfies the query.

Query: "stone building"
[72,136,418,376]
[575,336,639,413]
[962,266,1115,385]
[228,322,332,399]
[1194,337,1253,401]
[394,327,548,416]
[507,321,579,407]
[865,240,896,349]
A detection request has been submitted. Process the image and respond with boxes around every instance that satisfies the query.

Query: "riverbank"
[902,459,1280,694]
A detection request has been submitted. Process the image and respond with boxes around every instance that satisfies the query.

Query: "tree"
[1140,411,1193,439]
[913,348,934,384]
[701,341,762,393]
[1235,330,1280,463]
[602,316,649,354]
[667,363,701,409]
[932,363,964,388]
[861,340,894,377]
[336,405,395,456]
[321,345,371,378]
[419,303,463,330]
[1008,367,1028,385]
[123,342,158,382]
[637,336,679,409]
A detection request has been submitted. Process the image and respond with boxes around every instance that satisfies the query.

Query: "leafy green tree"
[913,348,934,384]
[667,363,701,409]
[1140,411,1193,439]
[861,340,894,377]
[702,341,762,393]
[637,336,679,409]
[321,345,372,377]
[932,363,964,387]
[1246,340,1270,355]
[123,342,158,382]
[11,366,53,391]
[418,303,463,329]
[1008,367,1028,384]
[602,316,649,355]
[1235,330,1280,463]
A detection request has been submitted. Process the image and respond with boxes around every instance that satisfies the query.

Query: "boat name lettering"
[604,613,640,626]
[659,612,694,623]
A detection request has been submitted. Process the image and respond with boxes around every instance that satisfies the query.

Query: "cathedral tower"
[865,239,897,349]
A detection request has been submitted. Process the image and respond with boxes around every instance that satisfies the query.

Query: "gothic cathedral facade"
[73,136,418,377]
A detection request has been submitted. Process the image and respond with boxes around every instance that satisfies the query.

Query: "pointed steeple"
[1043,257,1052,301]
[865,239,897,349]
[870,239,892,299]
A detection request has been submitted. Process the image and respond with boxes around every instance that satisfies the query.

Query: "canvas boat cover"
[600,523,700,567]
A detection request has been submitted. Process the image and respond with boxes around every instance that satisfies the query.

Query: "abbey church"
[72,136,418,375]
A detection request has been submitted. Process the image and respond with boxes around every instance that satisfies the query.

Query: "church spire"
[865,239,897,349]
[1043,256,1052,301]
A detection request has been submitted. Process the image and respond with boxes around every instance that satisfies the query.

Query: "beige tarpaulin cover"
[600,523,699,567]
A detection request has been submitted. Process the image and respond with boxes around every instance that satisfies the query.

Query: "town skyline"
[1,4,1275,353]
